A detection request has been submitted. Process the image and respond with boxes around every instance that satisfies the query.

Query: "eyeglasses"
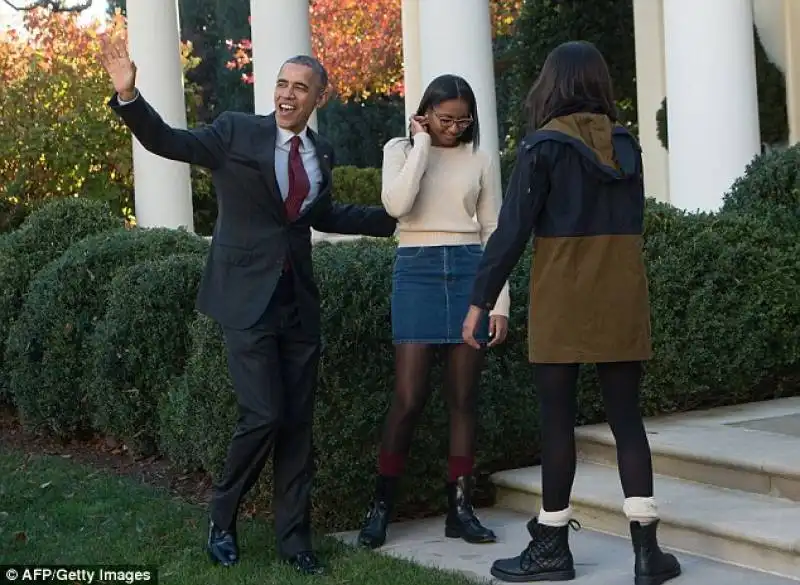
[431,109,474,131]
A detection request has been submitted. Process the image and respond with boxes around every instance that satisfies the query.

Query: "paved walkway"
[334,508,799,584]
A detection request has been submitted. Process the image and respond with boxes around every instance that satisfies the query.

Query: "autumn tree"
[227,0,523,100]
[0,8,201,221]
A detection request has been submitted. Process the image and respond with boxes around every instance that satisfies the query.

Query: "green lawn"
[0,450,477,584]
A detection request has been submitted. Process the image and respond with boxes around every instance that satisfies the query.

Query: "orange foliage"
[0,8,199,218]
[227,0,523,101]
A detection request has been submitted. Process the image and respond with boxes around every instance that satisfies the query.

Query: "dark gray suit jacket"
[109,93,397,334]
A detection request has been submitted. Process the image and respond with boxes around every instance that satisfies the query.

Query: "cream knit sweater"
[380,132,511,317]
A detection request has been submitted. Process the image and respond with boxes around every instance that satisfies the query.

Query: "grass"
[0,450,480,584]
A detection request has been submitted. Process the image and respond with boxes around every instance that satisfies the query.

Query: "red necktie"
[285,135,310,221]
[283,135,310,273]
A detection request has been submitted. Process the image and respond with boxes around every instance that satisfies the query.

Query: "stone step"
[575,410,800,501]
[333,508,800,584]
[491,461,800,580]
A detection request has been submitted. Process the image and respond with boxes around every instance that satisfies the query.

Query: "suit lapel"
[256,114,286,210]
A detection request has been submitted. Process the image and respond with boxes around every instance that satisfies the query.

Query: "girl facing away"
[463,41,682,585]
[357,74,511,549]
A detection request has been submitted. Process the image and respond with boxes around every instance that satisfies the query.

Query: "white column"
[663,0,760,212]
[633,0,670,203]
[402,0,423,130]
[418,0,501,193]
[785,0,800,145]
[249,0,316,129]
[126,0,194,230]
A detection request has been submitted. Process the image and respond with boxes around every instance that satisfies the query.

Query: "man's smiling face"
[273,62,325,133]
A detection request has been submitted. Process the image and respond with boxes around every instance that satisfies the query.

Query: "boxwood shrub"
[0,198,121,401]
[5,227,208,438]
[722,143,800,230]
[332,166,382,206]
[87,253,206,456]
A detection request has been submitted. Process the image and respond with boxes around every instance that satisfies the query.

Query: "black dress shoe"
[207,519,239,567]
[285,551,325,575]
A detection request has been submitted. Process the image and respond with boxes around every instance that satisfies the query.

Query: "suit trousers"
[209,274,321,558]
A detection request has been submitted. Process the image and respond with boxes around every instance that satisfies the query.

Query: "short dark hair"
[415,74,480,149]
[525,41,617,130]
[281,55,329,94]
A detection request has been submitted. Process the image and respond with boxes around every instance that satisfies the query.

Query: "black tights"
[537,361,653,512]
[380,343,484,459]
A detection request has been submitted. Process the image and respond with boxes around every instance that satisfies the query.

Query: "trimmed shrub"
[721,144,800,230]
[332,166,382,207]
[87,253,206,456]
[641,212,799,411]
[157,314,235,475]
[0,197,121,402]
[5,227,209,438]
[158,206,799,532]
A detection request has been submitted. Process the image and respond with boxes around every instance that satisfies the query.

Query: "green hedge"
[332,166,382,207]
[722,143,800,230]
[0,198,122,402]
[87,253,206,456]
[5,227,209,438]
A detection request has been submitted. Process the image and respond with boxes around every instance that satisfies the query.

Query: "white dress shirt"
[117,90,323,213]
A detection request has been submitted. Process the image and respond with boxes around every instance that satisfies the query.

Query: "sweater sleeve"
[380,133,431,217]
[476,152,511,318]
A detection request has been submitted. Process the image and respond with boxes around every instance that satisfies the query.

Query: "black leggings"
[536,361,653,512]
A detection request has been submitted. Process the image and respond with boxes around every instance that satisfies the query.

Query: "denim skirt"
[391,244,489,344]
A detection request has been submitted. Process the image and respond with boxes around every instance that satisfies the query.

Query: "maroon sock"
[379,449,406,477]
[448,455,474,481]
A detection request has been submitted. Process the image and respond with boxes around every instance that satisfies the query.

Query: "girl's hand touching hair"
[409,115,428,136]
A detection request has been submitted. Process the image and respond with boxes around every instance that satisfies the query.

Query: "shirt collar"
[277,124,310,149]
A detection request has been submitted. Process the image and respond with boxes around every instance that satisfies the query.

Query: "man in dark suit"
[98,37,396,576]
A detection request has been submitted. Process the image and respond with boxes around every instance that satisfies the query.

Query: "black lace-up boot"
[490,517,581,582]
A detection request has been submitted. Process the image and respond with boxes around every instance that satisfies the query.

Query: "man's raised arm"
[98,35,230,170]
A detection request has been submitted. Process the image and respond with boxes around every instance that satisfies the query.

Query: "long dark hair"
[525,41,617,130]
[411,74,480,150]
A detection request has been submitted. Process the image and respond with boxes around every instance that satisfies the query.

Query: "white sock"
[538,506,573,527]
[623,497,659,525]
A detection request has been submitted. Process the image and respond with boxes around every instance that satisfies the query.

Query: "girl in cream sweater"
[357,74,510,550]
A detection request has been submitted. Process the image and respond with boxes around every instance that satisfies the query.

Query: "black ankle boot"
[490,517,580,582]
[630,520,681,585]
[444,476,496,543]
[356,475,397,549]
